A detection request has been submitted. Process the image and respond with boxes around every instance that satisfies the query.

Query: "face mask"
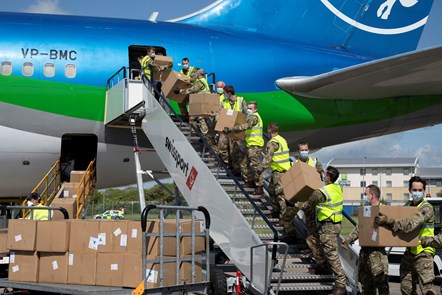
[300,150,309,159]
[411,191,424,201]
[217,88,224,94]
[27,201,34,206]
[246,109,253,115]
[149,52,155,58]
[362,194,370,206]
[182,64,189,69]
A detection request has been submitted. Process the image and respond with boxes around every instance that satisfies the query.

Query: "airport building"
[328,157,442,204]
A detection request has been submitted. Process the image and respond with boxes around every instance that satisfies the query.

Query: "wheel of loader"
[208,268,227,295]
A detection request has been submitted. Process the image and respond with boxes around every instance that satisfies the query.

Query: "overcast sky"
[1,0,442,167]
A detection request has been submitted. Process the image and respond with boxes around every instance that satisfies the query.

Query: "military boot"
[328,287,347,295]
[254,186,264,195]
[243,181,255,188]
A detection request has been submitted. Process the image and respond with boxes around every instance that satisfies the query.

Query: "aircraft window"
[65,64,76,78]
[1,61,12,76]
[44,63,55,78]
[22,62,34,77]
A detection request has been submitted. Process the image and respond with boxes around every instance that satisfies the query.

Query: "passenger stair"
[104,69,356,294]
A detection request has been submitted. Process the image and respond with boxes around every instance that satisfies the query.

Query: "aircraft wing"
[276,45,442,100]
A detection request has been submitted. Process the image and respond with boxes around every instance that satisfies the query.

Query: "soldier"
[223,101,264,195]
[341,184,389,295]
[217,85,247,176]
[216,80,225,96]
[296,142,324,177]
[140,47,172,101]
[260,122,297,239]
[180,57,198,81]
[374,176,436,295]
[305,166,347,295]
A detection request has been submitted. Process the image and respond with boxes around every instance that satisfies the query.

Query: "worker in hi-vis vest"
[26,192,49,220]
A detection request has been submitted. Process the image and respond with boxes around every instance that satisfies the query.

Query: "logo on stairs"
[186,166,198,191]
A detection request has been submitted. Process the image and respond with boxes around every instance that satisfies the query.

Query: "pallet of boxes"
[6,218,205,289]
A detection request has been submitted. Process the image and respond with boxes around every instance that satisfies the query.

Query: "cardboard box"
[63,182,79,198]
[68,252,97,285]
[358,206,420,247]
[281,161,323,202]
[98,220,128,253]
[189,93,220,116]
[7,219,37,251]
[51,197,77,220]
[38,252,69,284]
[180,220,205,256]
[123,253,143,288]
[151,55,173,82]
[8,251,39,282]
[214,108,247,140]
[145,220,177,256]
[127,221,143,255]
[162,70,192,103]
[69,220,100,253]
[36,220,70,252]
[70,170,90,183]
[96,253,124,287]
[0,232,8,254]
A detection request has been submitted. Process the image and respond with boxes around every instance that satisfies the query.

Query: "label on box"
[131,229,138,238]
[111,264,118,271]
[89,237,99,250]
[226,110,234,116]
[120,234,127,247]
[363,206,372,217]
[371,231,377,241]
[68,253,74,266]
[12,265,19,273]
[114,228,122,237]
[63,191,69,197]
[98,233,106,246]
[52,260,58,270]
[10,252,15,263]
[14,234,22,242]
[146,269,158,283]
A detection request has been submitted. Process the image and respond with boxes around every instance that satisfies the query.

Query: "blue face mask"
[246,109,253,115]
[217,88,224,94]
[300,150,309,159]
[362,194,370,206]
[182,64,189,69]
[412,191,424,201]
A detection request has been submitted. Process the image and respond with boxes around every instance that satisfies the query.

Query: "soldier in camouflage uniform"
[176,58,198,121]
[223,101,264,195]
[260,123,298,239]
[342,184,389,295]
[375,176,435,295]
[305,166,347,295]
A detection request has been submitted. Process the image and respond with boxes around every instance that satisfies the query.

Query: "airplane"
[1,0,441,198]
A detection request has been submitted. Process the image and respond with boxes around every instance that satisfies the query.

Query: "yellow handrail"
[75,159,96,218]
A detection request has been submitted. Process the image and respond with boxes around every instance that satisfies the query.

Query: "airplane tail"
[172,0,435,58]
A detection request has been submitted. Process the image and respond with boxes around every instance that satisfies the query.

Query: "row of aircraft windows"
[0,61,77,78]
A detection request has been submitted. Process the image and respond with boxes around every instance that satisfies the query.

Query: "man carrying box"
[140,47,172,101]
[296,142,324,178]
[374,176,435,295]
[341,184,389,295]
[223,101,264,195]
[305,166,346,295]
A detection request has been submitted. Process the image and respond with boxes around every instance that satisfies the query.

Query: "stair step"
[245,217,279,223]
[240,208,271,215]
[275,262,315,269]
[271,272,334,282]
[272,282,334,292]
[259,233,283,240]
[276,253,311,260]
[251,224,283,231]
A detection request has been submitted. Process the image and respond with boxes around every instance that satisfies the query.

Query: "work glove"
[420,236,433,248]
[173,88,180,95]
[223,127,232,134]
[374,212,395,227]
[341,237,353,250]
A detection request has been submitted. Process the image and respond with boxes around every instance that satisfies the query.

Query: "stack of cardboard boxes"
[6,219,205,289]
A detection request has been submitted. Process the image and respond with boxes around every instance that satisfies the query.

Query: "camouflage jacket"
[261,141,279,170]
[392,201,434,233]
[231,114,259,132]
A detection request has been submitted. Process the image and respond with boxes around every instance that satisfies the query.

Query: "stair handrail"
[75,159,96,218]
[140,74,279,248]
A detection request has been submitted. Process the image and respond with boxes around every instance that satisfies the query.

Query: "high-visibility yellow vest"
[141,55,153,76]
[296,157,317,168]
[221,96,244,112]
[197,77,210,93]
[317,184,343,223]
[180,66,196,78]
[27,204,49,221]
[219,94,225,104]
[245,112,264,147]
[408,199,435,255]
[269,135,291,172]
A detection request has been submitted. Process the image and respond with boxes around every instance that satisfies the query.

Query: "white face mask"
[217,88,224,94]
[412,191,424,201]
[246,109,253,115]
[27,201,34,206]
[149,52,155,58]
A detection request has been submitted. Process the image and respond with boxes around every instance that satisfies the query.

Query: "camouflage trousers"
[217,133,241,172]
[281,207,299,238]
[306,223,346,289]
[239,145,263,186]
[359,247,389,295]
[298,201,317,236]
[400,250,435,295]
[269,170,286,216]
[178,96,189,118]
[190,116,218,153]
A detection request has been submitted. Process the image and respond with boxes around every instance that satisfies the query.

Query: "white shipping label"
[226,110,234,116]
[12,265,19,273]
[371,231,377,241]
[63,191,69,197]
[363,206,372,217]
[14,234,22,242]
[10,253,15,264]
[98,233,106,245]
[120,234,127,247]
[111,264,118,271]
[131,229,138,238]
[89,237,99,250]
[68,254,74,266]
[146,269,158,283]
[114,228,122,237]
[52,260,59,270]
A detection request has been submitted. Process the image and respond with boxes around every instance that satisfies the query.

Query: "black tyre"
[208,268,227,295]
